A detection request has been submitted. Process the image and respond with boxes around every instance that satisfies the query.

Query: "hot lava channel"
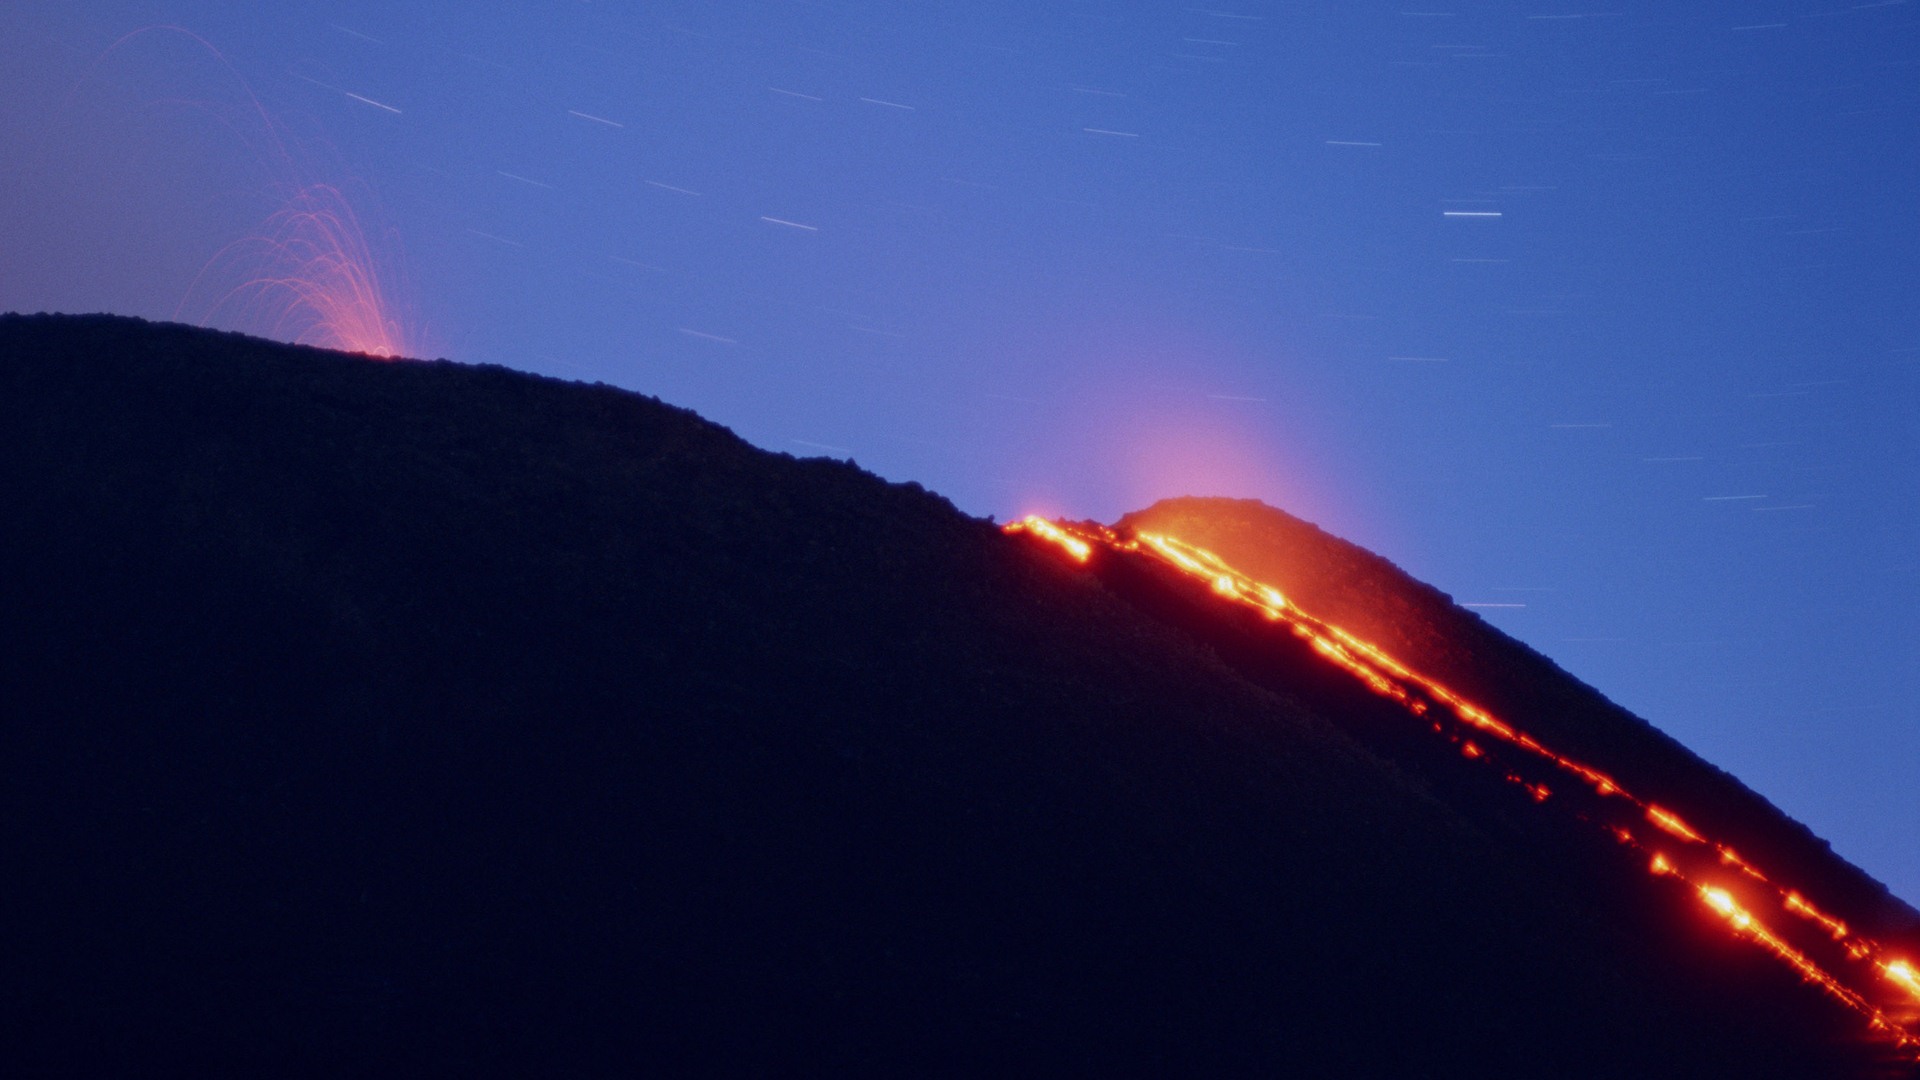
[1007,516,1920,1062]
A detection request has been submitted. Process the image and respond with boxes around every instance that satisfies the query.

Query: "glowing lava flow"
[1006,516,1920,1056]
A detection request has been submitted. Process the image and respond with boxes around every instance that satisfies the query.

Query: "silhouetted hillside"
[0,314,1908,1077]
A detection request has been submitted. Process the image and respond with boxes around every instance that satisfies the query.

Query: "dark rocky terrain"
[2,313,1911,1077]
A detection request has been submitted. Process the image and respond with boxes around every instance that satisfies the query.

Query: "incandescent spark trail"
[78,27,417,358]
[1006,516,1920,1058]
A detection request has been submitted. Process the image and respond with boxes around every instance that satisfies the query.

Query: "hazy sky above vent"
[2,2,1915,902]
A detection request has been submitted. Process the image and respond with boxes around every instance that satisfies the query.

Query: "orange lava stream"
[1005,516,1920,1054]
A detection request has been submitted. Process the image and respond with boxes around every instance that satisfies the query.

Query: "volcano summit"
[2,314,1914,1077]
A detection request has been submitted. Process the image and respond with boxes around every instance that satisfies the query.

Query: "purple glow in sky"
[3,2,1915,903]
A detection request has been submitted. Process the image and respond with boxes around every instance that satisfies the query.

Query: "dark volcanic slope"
[0,314,1905,1078]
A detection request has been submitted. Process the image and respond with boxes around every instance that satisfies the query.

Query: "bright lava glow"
[1648,805,1707,844]
[1003,517,1091,563]
[1890,961,1920,1000]
[1006,515,1920,1055]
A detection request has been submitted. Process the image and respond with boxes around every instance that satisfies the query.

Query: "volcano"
[3,313,1915,1077]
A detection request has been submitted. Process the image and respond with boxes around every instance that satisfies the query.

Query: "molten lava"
[1005,515,1920,1057]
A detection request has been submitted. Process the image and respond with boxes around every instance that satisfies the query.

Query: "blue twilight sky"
[3,2,1915,902]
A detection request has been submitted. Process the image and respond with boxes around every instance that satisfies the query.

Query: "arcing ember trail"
[1007,516,1920,1059]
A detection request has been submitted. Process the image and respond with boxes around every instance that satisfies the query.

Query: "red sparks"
[183,182,411,358]
[80,27,417,359]
[1006,515,1920,1055]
